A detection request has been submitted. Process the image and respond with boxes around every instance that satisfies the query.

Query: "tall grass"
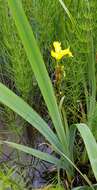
[0,0,97,189]
[0,0,33,101]
[0,0,34,140]
[59,0,97,127]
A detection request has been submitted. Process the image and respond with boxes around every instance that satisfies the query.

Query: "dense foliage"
[0,0,97,189]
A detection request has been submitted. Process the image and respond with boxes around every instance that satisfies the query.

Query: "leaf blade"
[3,141,65,169]
[76,123,97,180]
[0,82,63,153]
[7,0,67,151]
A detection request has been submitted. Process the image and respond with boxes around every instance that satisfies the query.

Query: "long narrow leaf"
[69,125,76,162]
[58,0,74,22]
[7,0,67,152]
[58,0,80,37]
[76,123,97,181]
[3,141,66,169]
[0,82,63,153]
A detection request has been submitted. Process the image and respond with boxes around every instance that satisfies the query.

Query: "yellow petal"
[51,50,57,58]
[51,42,73,60]
[62,48,73,57]
[51,50,63,60]
[53,41,62,53]
[57,53,63,60]
[68,51,73,57]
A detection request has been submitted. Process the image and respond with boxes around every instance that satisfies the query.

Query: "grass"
[0,0,97,189]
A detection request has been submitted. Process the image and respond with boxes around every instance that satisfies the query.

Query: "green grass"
[0,0,97,189]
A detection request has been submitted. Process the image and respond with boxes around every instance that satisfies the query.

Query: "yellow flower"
[51,41,73,60]
[53,41,61,52]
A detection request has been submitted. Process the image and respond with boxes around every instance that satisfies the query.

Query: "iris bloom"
[51,41,73,60]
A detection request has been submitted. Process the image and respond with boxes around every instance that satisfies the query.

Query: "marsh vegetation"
[0,0,97,189]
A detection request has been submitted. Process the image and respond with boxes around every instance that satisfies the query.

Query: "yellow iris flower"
[51,41,73,60]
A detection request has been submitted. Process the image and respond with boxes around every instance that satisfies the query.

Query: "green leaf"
[76,123,97,181]
[58,0,80,37]
[3,141,66,169]
[0,82,63,153]
[58,0,74,22]
[7,0,67,152]
[69,125,76,162]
